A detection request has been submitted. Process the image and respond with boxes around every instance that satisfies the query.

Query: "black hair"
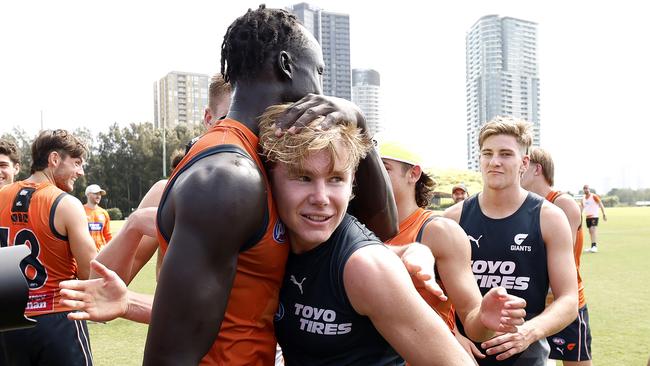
[221,4,305,84]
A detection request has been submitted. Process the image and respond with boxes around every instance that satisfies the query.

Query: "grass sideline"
[91,207,650,365]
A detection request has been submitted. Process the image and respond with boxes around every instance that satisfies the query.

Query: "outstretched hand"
[59,260,128,322]
[274,94,366,136]
[400,243,447,302]
[479,287,526,333]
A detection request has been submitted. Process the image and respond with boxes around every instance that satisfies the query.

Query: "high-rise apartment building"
[153,71,209,129]
[352,69,381,135]
[465,15,540,171]
[288,3,351,100]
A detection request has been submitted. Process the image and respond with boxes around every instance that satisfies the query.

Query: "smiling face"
[270,145,353,253]
[51,152,85,193]
[479,134,529,191]
[87,191,102,205]
[0,153,19,187]
[452,188,468,203]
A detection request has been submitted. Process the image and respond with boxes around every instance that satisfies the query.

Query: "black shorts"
[0,311,93,366]
[547,305,592,361]
[585,217,599,228]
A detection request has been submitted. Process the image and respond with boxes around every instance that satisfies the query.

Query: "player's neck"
[26,170,55,186]
[227,82,284,135]
[529,180,552,198]
[479,186,528,219]
[397,199,420,225]
[85,202,97,210]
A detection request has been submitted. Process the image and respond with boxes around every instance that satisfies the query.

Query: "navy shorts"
[585,217,599,228]
[547,305,592,361]
[0,311,93,366]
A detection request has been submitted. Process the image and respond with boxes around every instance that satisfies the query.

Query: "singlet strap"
[416,216,436,243]
[50,192,69,241]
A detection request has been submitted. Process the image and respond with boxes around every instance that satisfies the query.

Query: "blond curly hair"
[258,104,373,174]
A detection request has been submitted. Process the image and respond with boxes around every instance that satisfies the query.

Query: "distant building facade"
[465,15,540,170]
[288,2,351,100]
[352,69,381,135]
[153,71,209,129]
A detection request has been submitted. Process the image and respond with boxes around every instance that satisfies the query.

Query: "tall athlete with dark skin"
[144,6,397,365]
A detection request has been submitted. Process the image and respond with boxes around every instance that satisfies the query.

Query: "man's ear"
[48,151,61,167]
[278,51,293,80]
[409,165,422,183]
[520,155,530,175]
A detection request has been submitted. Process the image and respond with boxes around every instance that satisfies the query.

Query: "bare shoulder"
[138,180,168,208]
[57,193,85,216]
[345,245,394,275]
[443,201,464,223]
[553,194,581,218]
[166,152,267,238]
[422,217,467,245]
[343,244,405,314]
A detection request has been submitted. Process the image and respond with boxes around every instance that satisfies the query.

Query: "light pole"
[162,118,167,178]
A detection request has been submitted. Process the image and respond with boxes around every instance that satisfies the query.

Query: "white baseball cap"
[85,184,106,196]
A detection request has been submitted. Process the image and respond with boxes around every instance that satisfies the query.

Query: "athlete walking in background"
[580,184,606,253]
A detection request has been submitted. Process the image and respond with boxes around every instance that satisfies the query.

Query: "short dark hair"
[170,149,185,170]
[0,139,20,164]
[221,5,306,84]
[31,129,88,174]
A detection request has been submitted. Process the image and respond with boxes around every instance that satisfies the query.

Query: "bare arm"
[55,196,97,279]
[422,218,526,342]
[93,207,156,282]
[143,154,267,366]
[554,194,582,245]
[596,195,607,220]
[95,179,165,283]
[443,200,464,223]
[344,245,474,366]
[482,203,578,360]
[349,147,399,241]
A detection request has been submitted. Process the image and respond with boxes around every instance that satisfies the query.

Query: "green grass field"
[90,207,650,365]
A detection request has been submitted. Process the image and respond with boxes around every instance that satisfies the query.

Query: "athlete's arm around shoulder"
[53,195,98,280]
[522,202,578,338]
[344,244,474,365]
[143,152,267,366]
[553,194,582,244]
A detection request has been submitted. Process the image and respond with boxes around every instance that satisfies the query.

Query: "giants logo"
[510,233,532,252]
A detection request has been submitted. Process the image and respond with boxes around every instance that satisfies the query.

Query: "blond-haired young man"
[444,117,578,365]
